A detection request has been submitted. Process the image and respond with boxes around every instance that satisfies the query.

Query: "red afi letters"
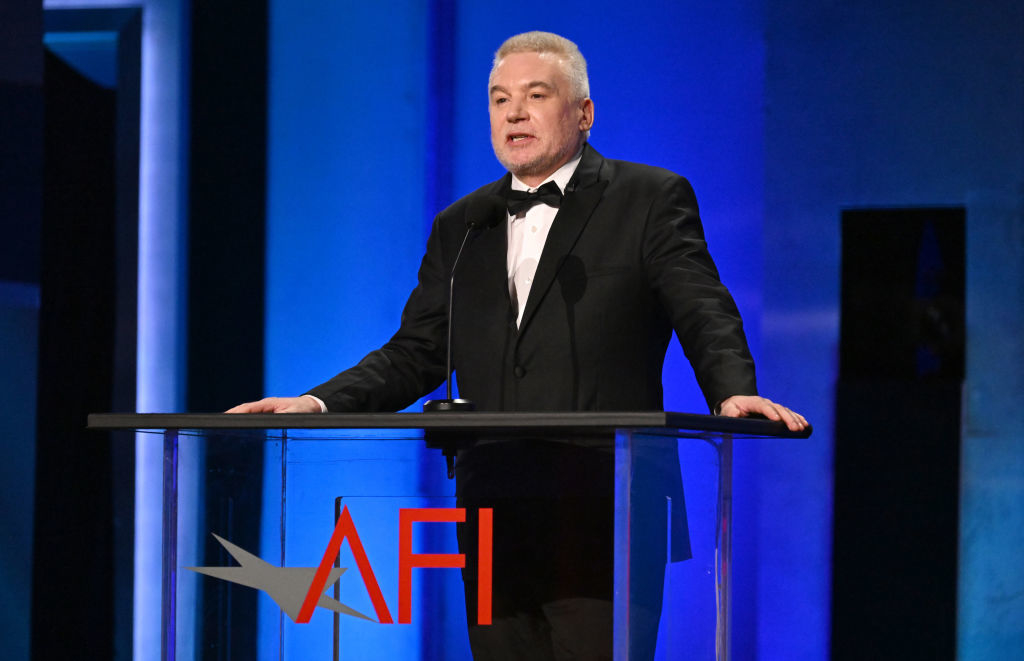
[297,505,493,625]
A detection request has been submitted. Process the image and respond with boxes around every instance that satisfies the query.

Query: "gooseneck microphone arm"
[443,227,476,402]
[424,194,507,415]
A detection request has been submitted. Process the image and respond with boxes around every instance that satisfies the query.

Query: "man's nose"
[505,99,527,121]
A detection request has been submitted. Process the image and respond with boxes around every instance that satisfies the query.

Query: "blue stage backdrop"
[23,1,1021,659]
[263,3,443,658]
[264,1,781,659]
[260,1,1022,660]
[762,2,1023,659]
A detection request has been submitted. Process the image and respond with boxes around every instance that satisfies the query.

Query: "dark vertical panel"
[0,5,43,284]
[833,209,963,660]
[111,16,141,661]
[839,210,965,381]
[186,0,266,412]
[113,12,141,414]
[33,49,118,659]
[0,4,43,659]
[34,11,141,660]
[0,76,43,283]
[187,1,267,657]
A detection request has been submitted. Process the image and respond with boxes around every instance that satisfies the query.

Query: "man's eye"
[494,97,508,104]
[531,93,546,99]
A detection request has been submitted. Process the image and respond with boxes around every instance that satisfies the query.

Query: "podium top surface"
[87,411,811,439]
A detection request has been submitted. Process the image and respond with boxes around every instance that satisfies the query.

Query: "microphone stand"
[423,195,506,476]
[423,225,477,414]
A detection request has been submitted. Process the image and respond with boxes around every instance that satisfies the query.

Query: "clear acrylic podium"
[89,412,810,661]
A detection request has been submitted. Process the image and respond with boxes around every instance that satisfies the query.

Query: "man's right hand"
[225,396,322,414]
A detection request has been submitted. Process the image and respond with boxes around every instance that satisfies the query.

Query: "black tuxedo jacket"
[308,144,757,413]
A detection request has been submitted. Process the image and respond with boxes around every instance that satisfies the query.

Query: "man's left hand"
[718,395,808,432]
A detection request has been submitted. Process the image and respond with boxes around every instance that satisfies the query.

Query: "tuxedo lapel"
[518,145,608,333]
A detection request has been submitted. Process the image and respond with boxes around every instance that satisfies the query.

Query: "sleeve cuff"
[302,394,327,413]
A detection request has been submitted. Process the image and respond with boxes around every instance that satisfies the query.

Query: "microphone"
[424,195,505,414]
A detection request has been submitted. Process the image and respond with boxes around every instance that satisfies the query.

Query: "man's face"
[489,51,594,187]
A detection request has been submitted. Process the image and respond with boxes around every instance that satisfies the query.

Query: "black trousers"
[455,440,667,661]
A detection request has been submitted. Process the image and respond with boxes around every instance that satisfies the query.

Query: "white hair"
[489,31,590,102]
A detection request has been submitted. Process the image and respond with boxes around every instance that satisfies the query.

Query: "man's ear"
[578,98,594,131]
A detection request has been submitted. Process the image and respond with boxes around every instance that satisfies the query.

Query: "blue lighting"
[35,0,1019,658]
[263,1,431,657]
[132,0,190,653]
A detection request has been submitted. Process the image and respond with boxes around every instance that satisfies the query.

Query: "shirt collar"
[510,147,584,194]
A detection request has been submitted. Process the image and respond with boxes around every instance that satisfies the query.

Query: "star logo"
[182,505,491,626]
[186,534,374,622]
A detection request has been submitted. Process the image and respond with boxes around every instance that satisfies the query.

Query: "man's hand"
[718,395,808,432]
[225,396,322,414]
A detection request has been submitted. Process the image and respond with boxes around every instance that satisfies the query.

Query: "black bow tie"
[505,181,563,215]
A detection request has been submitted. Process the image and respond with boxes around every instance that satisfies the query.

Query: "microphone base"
[423,399,476,478]
[423,398,476,412]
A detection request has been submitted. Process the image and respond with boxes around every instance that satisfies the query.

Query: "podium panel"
[89,412,810,660]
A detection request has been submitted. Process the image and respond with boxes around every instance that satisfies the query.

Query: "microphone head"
[465,194,507,229]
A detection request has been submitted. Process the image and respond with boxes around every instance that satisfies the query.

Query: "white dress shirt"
[507,152,583,326]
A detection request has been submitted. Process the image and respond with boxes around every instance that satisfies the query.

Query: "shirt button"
[531,226,538,233]
[513,365,526,378]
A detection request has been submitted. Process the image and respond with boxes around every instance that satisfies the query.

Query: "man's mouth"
[507,133,534,144]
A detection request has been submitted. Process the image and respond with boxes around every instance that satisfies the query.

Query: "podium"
[89,412,810,660]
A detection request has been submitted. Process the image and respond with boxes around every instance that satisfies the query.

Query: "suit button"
[513,365,525,378]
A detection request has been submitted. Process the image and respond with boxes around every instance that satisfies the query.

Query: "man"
[231,31,806,659]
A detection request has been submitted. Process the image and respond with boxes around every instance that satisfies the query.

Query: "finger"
[719,401,743,418]
[778,407,805,431]
[771,404,793,426]
[227,398,275,414]
[758,399,783,421]
[770,402,803,430]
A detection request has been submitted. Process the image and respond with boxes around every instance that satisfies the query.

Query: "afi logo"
[188,506,493,625]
